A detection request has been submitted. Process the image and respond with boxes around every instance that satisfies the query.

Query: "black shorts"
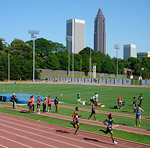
[37,104,40,109]
[106,127,112,133]
[48,104,51,106]
[92,109,95,114]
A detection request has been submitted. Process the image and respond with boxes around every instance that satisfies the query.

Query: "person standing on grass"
[138,93,143,106]
[88,100,97,120]
[45,97,48,112]
[37,96,41,114]
[70,107,82,135]
[135,104,144,127]
[31,96,35,112]
[77,93,81,103]
[54,97,59,112]
[98,114,118,144]
[133,97,137,113]
[48,96,52,112]
[94,92,99,104]
[11,93,17,109]
[28,96,33,114]
[42,98,47,112]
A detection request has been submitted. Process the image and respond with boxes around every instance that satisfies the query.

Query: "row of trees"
[0,38,150,80]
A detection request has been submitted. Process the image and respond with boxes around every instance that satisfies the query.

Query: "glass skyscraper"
[94,7,106,54]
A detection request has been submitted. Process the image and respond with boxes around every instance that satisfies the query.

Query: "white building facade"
[66,19,85,53]
[123,44,137,60]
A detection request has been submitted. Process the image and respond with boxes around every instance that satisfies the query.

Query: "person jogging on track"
[70,107,81,135]
[88,100,97,120]
[98,114,118,144]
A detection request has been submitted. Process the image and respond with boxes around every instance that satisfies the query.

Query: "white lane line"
[0,129,57,148]
[0,113,148,148]
[0,117,106,148]
[0,114,141,148]
[0,144,8,148]
[0,124,83,148]
[0,136,33,148]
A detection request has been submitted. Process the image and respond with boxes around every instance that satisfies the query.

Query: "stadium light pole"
[28,30,39,82]
[114,44,120,77]
[90,48,92,79]
[66,36,72,75]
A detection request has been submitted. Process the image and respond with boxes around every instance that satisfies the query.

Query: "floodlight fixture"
[28,30,39,38]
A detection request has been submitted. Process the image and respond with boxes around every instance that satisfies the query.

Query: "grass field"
[0,83,150,144]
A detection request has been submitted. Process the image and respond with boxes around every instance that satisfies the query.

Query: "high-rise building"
[66,19,85,53]
[137,52,150,58]
[94,6,106,53]
[123,44,137,60]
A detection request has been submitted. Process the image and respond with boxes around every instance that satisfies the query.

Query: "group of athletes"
[28,95,59,114]
[70,92,145,144]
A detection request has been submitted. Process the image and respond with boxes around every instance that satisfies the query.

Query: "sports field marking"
[0,116,106,148]
[0,143,8,148]
[0,129,58,148]
[1,114,147,148]
[0,124,83,148]
[113,125,120,128]
[0,135,33,148]
[0,113,149,148]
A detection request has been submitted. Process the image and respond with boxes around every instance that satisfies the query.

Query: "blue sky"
[0,0,150,59]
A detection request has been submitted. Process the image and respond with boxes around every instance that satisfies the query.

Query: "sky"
[0,0,150,59]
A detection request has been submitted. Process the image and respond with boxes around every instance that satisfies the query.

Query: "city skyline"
[0,0,150,59]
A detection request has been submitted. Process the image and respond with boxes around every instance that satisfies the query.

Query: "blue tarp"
[0,93,54,104]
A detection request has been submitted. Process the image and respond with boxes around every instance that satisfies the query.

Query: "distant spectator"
[28,96,33,114]
[95,92,99,104]
[11,93,17,109]
[133,97,137,113]
[42,98,47,112]
[45,97,48,112]
[138,93,143,106]
[48,96,52,112]
[118,97,123,109]
[135,104,144,127]
[54,97,59,112]
[89,97,94,106]
[31,96,35,112]
[37,96,41,114]
[77,93,81,103]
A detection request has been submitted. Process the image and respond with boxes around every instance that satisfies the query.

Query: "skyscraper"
[123,44,137,60]
[94,6,106,53]
[66,19,85,53]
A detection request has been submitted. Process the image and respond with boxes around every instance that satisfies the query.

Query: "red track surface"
[0,113,149,148]
[0,104,150,136]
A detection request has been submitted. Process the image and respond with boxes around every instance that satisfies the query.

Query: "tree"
[0,39,3,51]
[45,53,60,70]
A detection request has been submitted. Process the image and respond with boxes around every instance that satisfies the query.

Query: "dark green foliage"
[0,38,150,80]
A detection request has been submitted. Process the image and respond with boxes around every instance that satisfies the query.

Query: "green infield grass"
[0,83,149,116]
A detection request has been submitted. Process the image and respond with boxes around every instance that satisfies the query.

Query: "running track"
[0,104,150,136]
[0,113,149,148]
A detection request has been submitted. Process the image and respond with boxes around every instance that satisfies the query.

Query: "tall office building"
[94,6,106,53]
[66,19,85,53]
[123,44,137,60]
[137,52,150,58]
